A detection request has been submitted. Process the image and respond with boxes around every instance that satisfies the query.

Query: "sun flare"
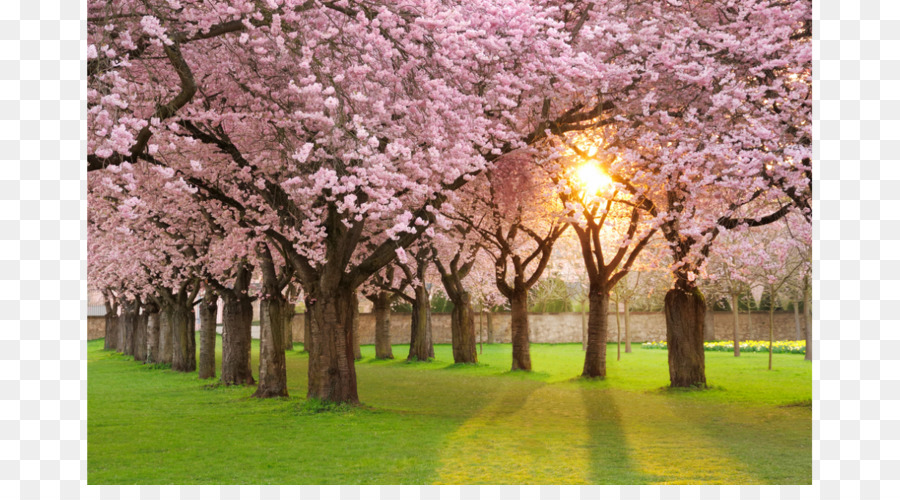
[575,159,611,196]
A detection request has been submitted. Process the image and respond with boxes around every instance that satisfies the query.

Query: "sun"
[574,159,611,197]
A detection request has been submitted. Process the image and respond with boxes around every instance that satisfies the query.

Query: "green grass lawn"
[87,338,811,485]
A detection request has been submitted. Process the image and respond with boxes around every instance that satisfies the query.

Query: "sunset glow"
[575,159,611,197]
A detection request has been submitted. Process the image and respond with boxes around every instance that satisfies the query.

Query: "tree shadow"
[579,386,662,484]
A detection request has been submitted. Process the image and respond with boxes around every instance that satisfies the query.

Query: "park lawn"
[87,338,811,485]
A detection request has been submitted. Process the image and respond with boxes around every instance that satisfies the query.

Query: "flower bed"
[642,340,806,354]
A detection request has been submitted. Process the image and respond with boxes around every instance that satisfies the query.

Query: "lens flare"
[575,159,611,196]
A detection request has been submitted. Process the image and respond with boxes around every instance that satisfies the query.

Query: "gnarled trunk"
[199,292,218,379]
[372,292,393,359]
[220,294,254,385]
[450,291,477,364]
[254,297,288,398]
[582,291,609,378]
[664,285,707,388]
[408,286,432,362]
[307,287,358,404]
[510,289,531,371]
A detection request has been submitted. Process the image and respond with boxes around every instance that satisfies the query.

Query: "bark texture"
[449,291,477,364]
[199,292,218,379]
[253,243,289,398]
[171,300,196,372]
[134,307,148,362]
[103,307,119,351]
[371,292,394,359]
[510,290,531,371]
[220,294,255,385]
[582,292,610,378]
[145,302,160,364]
[306,288,358,404]
[408,285,433,362]
[664,286,707,388]
[119,299,139,356]
[283,301,295,350]
[303,307,312,352]
[437,263,477,364]
[253,297,288,397]
[158,305,173,365]
[351,293,362,360]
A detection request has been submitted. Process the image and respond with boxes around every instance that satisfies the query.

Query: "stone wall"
[289,310,803,345]
[88,316,105,340]
[89,309,802,343]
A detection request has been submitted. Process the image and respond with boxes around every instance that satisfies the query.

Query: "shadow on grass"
[675,399,813,484]
[579,387,661,484]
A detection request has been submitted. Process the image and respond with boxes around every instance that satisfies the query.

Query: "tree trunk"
[372,293,393,360]
[731,292,740,357]
[408,286,433,361]
[351,293,362,361]
[303,305,312,353]
[803,278,812,361]
[158,305,173,365]
[486,309,494,344]
[120,299,139,356]
[220,294,255,385]
[510,289,531,371]
[582,291,609,378]
[171,300,196,372]
[199,292,218,379]
[104,309,119,351]
[624,298,631,353]
[793,300,802,340]
[306,288,358,404]
[254,297,288,398]
[581,299,587,351]
[133,307,148,362]
[283,301,295,351]
[450,291,477,364]
[615,295,621,361]
[145,303,160,364]
[664,285,707,388]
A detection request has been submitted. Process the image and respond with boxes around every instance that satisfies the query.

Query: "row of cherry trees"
[88,0,811,403]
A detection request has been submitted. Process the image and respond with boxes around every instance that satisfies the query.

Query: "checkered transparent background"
[0,0,892,498]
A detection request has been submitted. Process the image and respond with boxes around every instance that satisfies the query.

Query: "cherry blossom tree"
[451,155,568,371]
